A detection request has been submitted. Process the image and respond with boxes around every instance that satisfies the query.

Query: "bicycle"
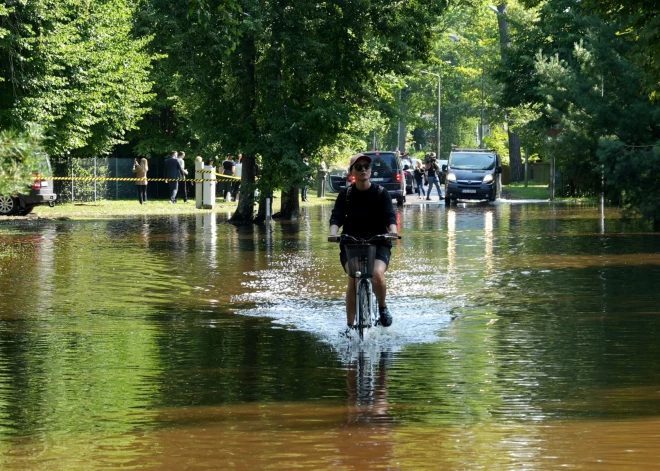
[329,233,401,340]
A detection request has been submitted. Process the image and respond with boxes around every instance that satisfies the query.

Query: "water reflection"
[195,212,217,269]
[1,203,660,469]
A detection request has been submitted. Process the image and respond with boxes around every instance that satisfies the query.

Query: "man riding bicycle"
[328,153,399,331]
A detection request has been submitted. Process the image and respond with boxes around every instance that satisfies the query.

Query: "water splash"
[234,252,459,356]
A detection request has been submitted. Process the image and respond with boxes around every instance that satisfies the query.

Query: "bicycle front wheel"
[357,280,370,341]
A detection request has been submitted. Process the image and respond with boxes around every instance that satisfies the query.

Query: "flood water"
[1,202,660,469]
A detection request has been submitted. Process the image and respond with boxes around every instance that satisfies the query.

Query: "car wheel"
[396,195,404,206]
[444,196,451,206]
[0,195,19,216]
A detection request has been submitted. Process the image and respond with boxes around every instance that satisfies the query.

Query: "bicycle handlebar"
[328,233,401,243]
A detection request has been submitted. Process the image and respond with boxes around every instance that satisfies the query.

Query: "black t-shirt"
[330,184,397,246]
[222,159,235,175]
[427,162,438,178]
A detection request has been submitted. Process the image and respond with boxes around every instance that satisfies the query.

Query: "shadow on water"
[1,203,660,469]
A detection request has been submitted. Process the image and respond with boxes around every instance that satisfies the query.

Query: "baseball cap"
[349,153,372,169]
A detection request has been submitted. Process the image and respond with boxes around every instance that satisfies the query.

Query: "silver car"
[0,153,57,216]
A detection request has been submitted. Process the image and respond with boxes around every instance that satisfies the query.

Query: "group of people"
[131,151,244,205]
[411,153,443,201]
[132,150,189,205]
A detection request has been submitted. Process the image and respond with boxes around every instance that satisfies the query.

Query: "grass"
[502,182,550,200]
[29,192,336,219]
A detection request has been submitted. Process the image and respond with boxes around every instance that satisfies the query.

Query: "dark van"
[346,151,406,206]
[0,153,57,216]
[443,149,502,205]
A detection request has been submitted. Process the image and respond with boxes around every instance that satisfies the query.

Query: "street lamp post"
[421,70,441,160]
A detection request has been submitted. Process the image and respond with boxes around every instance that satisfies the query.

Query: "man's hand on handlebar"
[328,234,339,242]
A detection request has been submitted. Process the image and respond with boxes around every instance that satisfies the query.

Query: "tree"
[158,0,447,224]
[0,0,154,158]
[580,1,660,99]
[496,0,660,221]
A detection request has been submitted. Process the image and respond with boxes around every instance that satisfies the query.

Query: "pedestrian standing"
[425,154,442,201]
[301,157,311,202]
[221,155,235,201]
[132,157,149,204]
[232,154,242,203]
[164,150,185,204]
[177,151,189,202]
[413,160,426,200]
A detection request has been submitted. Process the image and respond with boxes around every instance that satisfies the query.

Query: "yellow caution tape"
[48,176,231,183]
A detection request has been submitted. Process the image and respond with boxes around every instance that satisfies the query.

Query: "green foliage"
[599,140,660,225]
[135,0,448,220]
[581,0,660,98]
[0,125,44,194]
[493,0,660,217]
[0,0,154,157]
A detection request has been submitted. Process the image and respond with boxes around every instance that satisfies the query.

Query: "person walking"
[177,151,189,202]
[413,160,426,200]
[164,150,185,204]
[425,154,442,201]
[132,157,149,204]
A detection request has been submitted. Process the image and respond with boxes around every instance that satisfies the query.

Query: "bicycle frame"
[331,233,399,340]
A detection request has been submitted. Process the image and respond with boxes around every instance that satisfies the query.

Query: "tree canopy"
[2,0,660,225]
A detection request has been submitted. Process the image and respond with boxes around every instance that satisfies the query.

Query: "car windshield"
[449,152,495,170]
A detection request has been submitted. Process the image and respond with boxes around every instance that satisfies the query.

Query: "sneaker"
[378,306,393,327]
[341,325,358,338]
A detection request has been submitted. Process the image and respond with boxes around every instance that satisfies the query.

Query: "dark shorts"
[340,244,391,276]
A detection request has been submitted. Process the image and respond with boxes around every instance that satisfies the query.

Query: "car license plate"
[371,178,385,182]
[462,189,477,193]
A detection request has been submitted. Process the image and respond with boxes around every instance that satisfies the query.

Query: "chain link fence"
[51,157,187,202]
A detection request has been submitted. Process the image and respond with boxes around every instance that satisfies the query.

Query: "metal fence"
[52,157,194,202]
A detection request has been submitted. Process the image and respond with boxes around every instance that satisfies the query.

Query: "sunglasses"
[353,163,371,172]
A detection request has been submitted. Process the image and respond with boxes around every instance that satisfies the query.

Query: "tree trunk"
[508,128,523,183]
[273,186,300,220]
[229,154,256,225]
[495,3,523,183]
[255,189,269,224]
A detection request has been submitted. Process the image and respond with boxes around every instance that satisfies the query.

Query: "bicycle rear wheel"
[357,280,371,340]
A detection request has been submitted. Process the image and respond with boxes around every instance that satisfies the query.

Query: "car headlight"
[447,173,456,183]
[483,174,493,183]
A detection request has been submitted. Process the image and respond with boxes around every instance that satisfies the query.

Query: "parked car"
[401,157,422,194]
[0,153,57,216]
[346,151,406,206]
[443,149,502,205]
[328,164,348,193]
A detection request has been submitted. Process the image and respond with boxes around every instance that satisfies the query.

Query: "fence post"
[195,157,204,209]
